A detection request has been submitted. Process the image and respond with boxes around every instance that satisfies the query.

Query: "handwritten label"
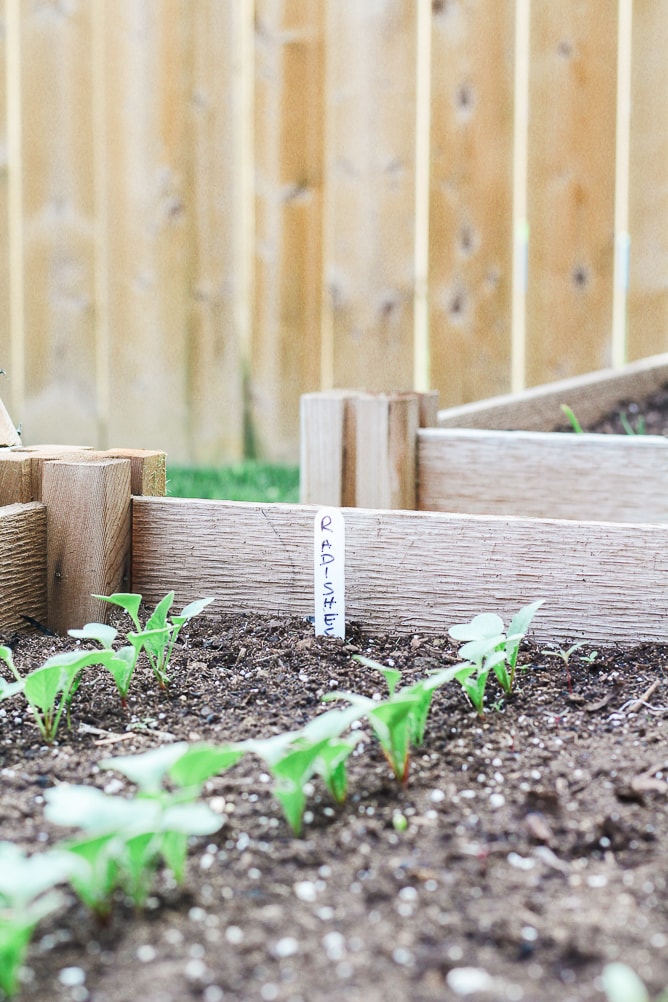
[314,508,345,639]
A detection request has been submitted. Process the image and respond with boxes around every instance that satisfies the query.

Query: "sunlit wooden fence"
[0,0,665,464]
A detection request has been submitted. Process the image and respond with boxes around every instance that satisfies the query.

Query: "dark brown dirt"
[4,383,668,1002]
[1,612,667,1002]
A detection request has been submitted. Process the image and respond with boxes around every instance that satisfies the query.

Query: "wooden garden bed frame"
[3,353,668,647]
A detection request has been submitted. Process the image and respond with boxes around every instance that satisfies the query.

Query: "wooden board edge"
[437,353,668,430]
[131,496,668,645]
[0,502,47,633]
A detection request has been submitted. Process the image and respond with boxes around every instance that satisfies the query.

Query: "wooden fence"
[0,0,666,464]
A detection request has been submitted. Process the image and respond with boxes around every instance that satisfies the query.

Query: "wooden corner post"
[42,458,132,633]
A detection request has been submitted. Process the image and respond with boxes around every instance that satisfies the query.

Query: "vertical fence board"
[0,4,10,409]
[428,0,515,407]
[19,0,97,444]
[101,0,192,458]
[251,0,325,461]
[626,2,668,361]
[186,0,248,462]
[322,0,418,394]
[525,2,618,386]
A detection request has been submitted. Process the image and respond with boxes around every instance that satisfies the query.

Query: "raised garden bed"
[1,372,668,1002]
[300,353,668,522]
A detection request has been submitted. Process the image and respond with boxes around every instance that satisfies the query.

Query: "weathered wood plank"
[0,502,47,634]
[252,0,325,461]
[429,0,515,405]
[131,497,668,644]
[0,451,32,505]
[627,2,668,360]
[322,1,418,392]
[418,428,668,523]
[437,353,668,431]
[299,391,356,507]
[42,459,131,633]
[525,2,618,382]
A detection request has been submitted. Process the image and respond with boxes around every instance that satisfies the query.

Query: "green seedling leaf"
[94,592,143,630]
[167,743,246,791]
[458,634,507,666]
[506,599,545,669]
[68,622,118,649]
[561,403,584,434]
[0,645,21,682]
[241,729,304,767]
[300,704,370,743]
[0,842,83,910]
[23,651,101,743]
[101,742,190,795]
[449,612,505,644]
[455,663,489,716]
[368,694,421,782]
[602,963,650,1002]
[352,654,402,696]
[128,626,173,687]
[400,663,463,745]
[104,646,138,704]
[0,842,85,996]
[145,591,176,630]
[0,675,23,701]
[269,740,333,835]
[61,832,122,915]
[311,735,361,803]
[44,784,162,833]
[172,597,215,626]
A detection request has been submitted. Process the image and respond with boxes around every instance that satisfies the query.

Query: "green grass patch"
[166,462,300,504]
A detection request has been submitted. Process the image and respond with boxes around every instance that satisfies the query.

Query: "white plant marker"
[314,508,345,639]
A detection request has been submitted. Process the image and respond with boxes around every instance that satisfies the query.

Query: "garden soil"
[3,383,668,1002]
[1,615,666,1002]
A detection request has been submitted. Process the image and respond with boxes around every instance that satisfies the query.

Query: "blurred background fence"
[0,0,666,463]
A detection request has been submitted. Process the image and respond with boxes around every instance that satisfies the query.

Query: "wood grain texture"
[299,391,354,507]
[19,1,98,446]
[323,0,418,391]
[418,428,668,522]
[252,0,325,461]
[437,353,668,431]
[0,502,46,633]
[626,2,668,360]
[42,458,131,633]
[429,0,515,405]
[0,451,32,504]
[132,496,668,644]
[354,394,419,510]
[525,2,618,384]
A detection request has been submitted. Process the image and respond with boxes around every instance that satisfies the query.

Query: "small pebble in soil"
[58,967,86,987]
[446,967,495,995]
[136,944,157,963]
[272,936,299,959]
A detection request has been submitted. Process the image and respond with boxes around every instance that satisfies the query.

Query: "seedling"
[448,601,544,713]
[23,650,113,744]
[242,705,368,834]
[45,767,224,913]
[541,641,588,694]
[561,403,584,434]
[601,962,666,1002]
[0,646,24,701]
[619,410,646,436]
[93,592,214,688]
[327,663,462,781]
[68,623,139,707]
[0,842,84,997]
